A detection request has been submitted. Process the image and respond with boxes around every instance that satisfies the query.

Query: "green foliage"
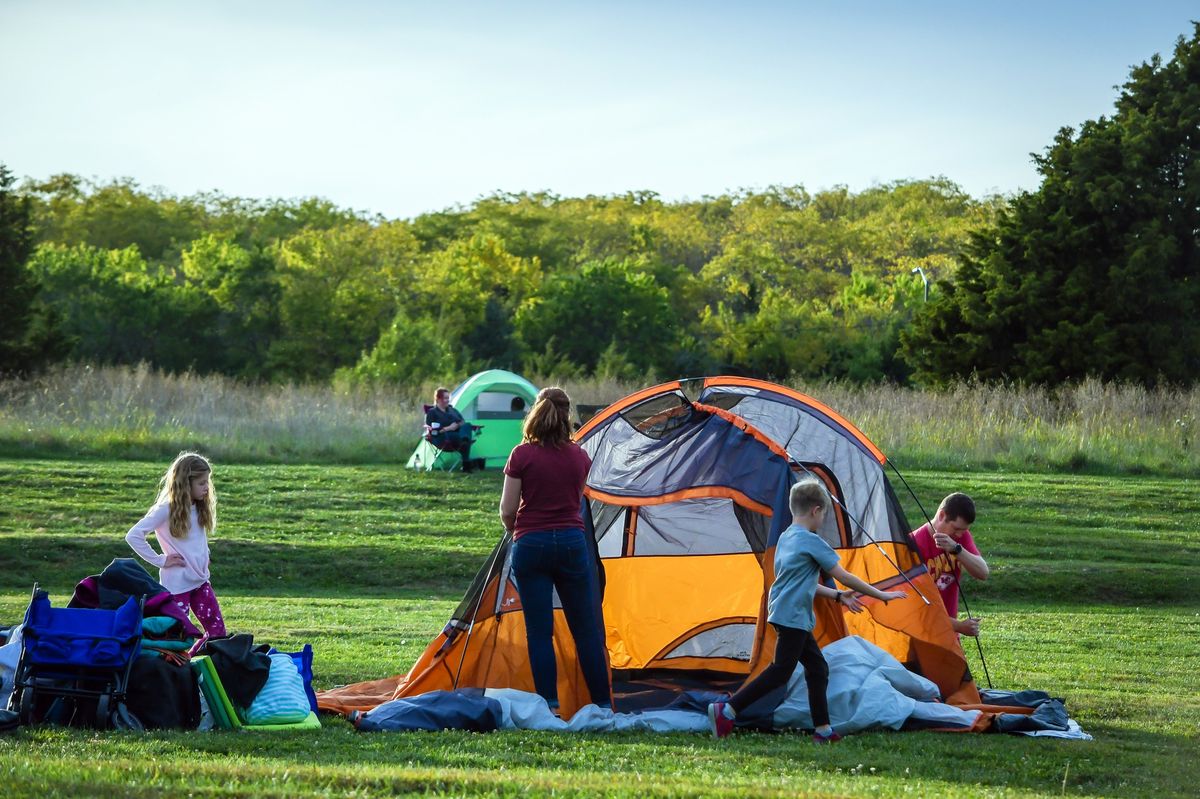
[692,181,995,380]
[338,311,455,386]
[827,272,925,383]
[15,174,999,384]
[516,258,676,376]
[23,174,210,264]
[23,176,366,264]
[26,243,224,371]
[268,222,420,381]
[0,163,43,373]
[181,234,280,376]
[904,26,1200,385]
[415,233,540,368]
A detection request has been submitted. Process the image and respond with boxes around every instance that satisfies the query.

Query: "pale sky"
[2,1,1196,219]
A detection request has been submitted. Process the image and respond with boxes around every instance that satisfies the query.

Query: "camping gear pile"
[323,376,1086,737]
[1,559,319,733]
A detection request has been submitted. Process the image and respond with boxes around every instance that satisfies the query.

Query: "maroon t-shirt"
[503,442,592,538]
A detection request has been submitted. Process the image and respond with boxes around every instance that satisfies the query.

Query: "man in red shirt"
[909,493,990,636]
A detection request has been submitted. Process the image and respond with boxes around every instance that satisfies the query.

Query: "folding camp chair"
[11,583,142,729]
[191,655,320,731]
[417,404,483,472]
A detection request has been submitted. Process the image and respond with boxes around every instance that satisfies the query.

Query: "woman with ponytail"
[499,387,611,713]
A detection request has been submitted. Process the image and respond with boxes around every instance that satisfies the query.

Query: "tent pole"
[887,462,994,690]
[452,528,511,691]
[792,462,931,606]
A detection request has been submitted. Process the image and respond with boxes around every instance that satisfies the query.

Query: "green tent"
[406,369,539,471]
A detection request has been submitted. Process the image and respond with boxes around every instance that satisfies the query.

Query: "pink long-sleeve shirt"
[124,501,212,595]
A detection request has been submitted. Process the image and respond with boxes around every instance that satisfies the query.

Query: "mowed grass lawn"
[0,458,1197,798]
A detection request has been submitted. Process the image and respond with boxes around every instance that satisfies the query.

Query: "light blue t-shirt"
[767,523,840,631]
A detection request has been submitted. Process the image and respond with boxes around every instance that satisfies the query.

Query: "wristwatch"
[952,543,964,555]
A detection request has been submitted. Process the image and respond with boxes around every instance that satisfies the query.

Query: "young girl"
[125,452,226,638]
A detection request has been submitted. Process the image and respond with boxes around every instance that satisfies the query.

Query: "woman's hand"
[164,553,186,568]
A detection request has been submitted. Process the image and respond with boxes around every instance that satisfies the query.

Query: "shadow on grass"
[5,533,1198,606]
[55,722,1196,799]
[0,538,489,599]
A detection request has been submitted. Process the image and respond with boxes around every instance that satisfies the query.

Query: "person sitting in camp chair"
[425,387,485,472]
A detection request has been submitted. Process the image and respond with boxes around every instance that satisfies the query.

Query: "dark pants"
[435,431,472,458]
[512,528,611,709]
[728,623,830,728]
[433,431,476,469]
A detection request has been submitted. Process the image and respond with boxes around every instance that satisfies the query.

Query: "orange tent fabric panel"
[587,486,774,516]
[316,671,409,716]
[319,609,602,720]
[602,553,763,671]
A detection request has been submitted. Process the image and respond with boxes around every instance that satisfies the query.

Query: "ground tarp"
[347,636,1076,735]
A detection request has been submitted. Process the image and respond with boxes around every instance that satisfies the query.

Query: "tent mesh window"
[589,497,768,558]
[619,393,694,439]
[698,390,744,412]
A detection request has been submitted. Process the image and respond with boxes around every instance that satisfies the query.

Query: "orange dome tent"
[319,377,992,726]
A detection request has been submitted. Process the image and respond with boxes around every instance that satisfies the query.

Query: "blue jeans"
[512,527,611,708]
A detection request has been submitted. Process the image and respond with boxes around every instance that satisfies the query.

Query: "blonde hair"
[521,387,573,448]
[789,477,831,518]
[155,452,216,538]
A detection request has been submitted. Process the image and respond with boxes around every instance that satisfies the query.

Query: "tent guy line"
[793,460,932,607]
[887,460,993,689]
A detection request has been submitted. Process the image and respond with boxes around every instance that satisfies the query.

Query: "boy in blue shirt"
[708,477,906,743]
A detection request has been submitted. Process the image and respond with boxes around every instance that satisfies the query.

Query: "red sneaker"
[707,701,734,739]
[812,728,842,744]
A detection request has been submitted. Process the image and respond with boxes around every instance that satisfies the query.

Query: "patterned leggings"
[171,582,226,637]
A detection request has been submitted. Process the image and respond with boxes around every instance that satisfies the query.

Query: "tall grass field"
[1,458,1197,798]
[2,365,1198,474]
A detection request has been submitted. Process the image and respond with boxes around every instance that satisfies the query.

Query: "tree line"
[0,170,995,385]
[2,24,1197,388]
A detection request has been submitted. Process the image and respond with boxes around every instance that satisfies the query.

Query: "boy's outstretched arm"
[816,584,865,612]
[828,564,906,603]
